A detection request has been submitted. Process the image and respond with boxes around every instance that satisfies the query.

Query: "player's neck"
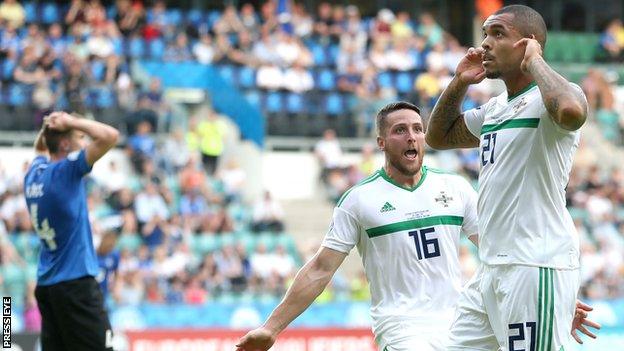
[383,163,423,188]
[503,73,535,99]
[50,152,68,162]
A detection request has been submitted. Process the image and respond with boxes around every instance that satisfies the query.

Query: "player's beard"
[388,155,421,177]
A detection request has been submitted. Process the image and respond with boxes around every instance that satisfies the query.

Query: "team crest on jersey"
[434,191,453,207]
[513,97,527,113]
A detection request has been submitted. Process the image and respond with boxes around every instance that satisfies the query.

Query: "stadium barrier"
[125,328,376,351]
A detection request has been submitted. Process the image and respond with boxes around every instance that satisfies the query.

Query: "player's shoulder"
[426,167,474,191]
[336,170,383,209]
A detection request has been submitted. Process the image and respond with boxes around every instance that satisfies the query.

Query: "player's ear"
[377,136,385,151]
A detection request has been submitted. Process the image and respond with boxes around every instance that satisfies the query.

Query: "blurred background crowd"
[0,0,622,336]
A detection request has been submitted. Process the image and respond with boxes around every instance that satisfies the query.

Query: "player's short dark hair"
[494,5,547,49]
[43,126,72,154]
[376,101,421,136]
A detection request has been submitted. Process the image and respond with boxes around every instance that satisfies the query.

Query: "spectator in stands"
[386,39,416,71]
[191,108,228,176]
[216,244,247,292]
[135,181,169,225]
[13,46,46,86]
[252,30,278,65]
[193,32,218,65]
[213,33,233,64]
[114,269,144,306]
[417,12,444,47]
[87,27,119,84]
[0,25,20,58]
[342,6,366,51]
[22,24,47,59]
[240,3,259,37]
[164,32,192,62]
[275,32,304,67]
[63,56,89,114]
[598,18,624,62]
[336,40,366,73]
[115,0,144,37]
[283,62,313,93]
[160,128,190,174]
[178,155,206,195]
[251,191,284,233]
[142,0,167,41]
[370,9,394,41]
[315,128,343,181]
[184,276,207,304]
[179,188,208,228]
[214,4,245,35]
[273,245,295,279]
[0,0,25,29]
[292,3,313,38]
[165,276,184,303]
[127,120,156,173]
[256,62,284,90]
[217,159,246,204]
[337,62,361,93]
[229,31,257,67]
[65,0,88,29]
[391,11,414,40]
[313,2,333,42]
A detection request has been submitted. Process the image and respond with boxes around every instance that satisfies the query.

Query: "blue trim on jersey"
[24,149,98,286]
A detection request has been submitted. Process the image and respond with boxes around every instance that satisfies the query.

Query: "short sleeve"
[458,178,478,238]
[57,149,92,180]
[463,105,487,138]
[322,207,360,254]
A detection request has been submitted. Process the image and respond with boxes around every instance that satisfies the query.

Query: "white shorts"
[376,315,452,351]
[448,264,580,351]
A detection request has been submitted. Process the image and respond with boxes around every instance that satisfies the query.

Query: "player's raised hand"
[455,47,486,85]
[44,112,75,132]
[571,300,601,344]
[235,327,277,351]
[514,35,543,73]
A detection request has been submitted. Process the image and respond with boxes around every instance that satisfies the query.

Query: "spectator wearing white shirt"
[251,191,285,233]
[256,62,284,90]
[134,182,169,224]
[283,62,314,93]
[315,128,343,182]
[385,40,416,71]
[192,33,218,65]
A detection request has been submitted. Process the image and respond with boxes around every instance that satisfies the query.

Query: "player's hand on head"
[44,111,75,132]
[456,47,486,85]
[514,35,543,73]
[571,300,601,344]
[235,327,277,351]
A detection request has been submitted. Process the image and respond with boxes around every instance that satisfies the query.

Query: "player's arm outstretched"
[425,47,483,150]
[515,36,587,131]
[236,247,347,351]
[45,111,119,166]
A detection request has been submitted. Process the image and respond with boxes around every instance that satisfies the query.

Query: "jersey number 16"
[408,227,440,260]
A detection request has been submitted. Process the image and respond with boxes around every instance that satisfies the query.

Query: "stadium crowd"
[0,0,622,333]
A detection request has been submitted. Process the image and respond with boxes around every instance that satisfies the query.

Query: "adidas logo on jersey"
[380,202,396,212]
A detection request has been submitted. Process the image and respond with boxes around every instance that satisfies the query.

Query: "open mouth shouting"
[404,148,418,160]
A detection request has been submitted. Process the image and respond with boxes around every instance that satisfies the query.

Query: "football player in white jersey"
[237,102,481,351]
[426,4,599,351]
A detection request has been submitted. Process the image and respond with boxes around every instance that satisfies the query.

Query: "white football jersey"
[463,82,583,269]
[322,166,478,340]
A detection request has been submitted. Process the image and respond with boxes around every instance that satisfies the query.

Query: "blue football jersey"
[24,149,98,286]
[97,250,120,299]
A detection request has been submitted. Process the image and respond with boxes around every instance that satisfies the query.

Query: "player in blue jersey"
[24,111,119,351]
[97,231,120,302]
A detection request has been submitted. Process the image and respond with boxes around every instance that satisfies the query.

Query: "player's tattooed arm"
[517,38,587,131]
[426,77,480,150]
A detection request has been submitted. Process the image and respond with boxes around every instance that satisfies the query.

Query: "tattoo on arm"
[427,78,480,149]
[527,57,587,130]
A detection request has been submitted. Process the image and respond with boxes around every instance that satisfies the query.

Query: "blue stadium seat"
[2,59,16,80]
[377,71,393,88]
[264,91,284,114]
[217,65,235,84]
[149,38,166,59]
[310,43,327,66]
[112,38,124,56]
[244,90,261,108]
[90,60,106,82]
[324,93,344,115]
[316,69,336,91]
[128,37,146,59]
[95,88,115,108]
[185,9,204,25]
[238,66,256,89]
[166,9,183,24]
[207,11,221,28]
[286,93,305,114]
[106,6,117,19]
[327,44,340,66]
[23,2,36,23]
[8,84,28,106]
[40,3,60,24]
[395,72,414,94]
